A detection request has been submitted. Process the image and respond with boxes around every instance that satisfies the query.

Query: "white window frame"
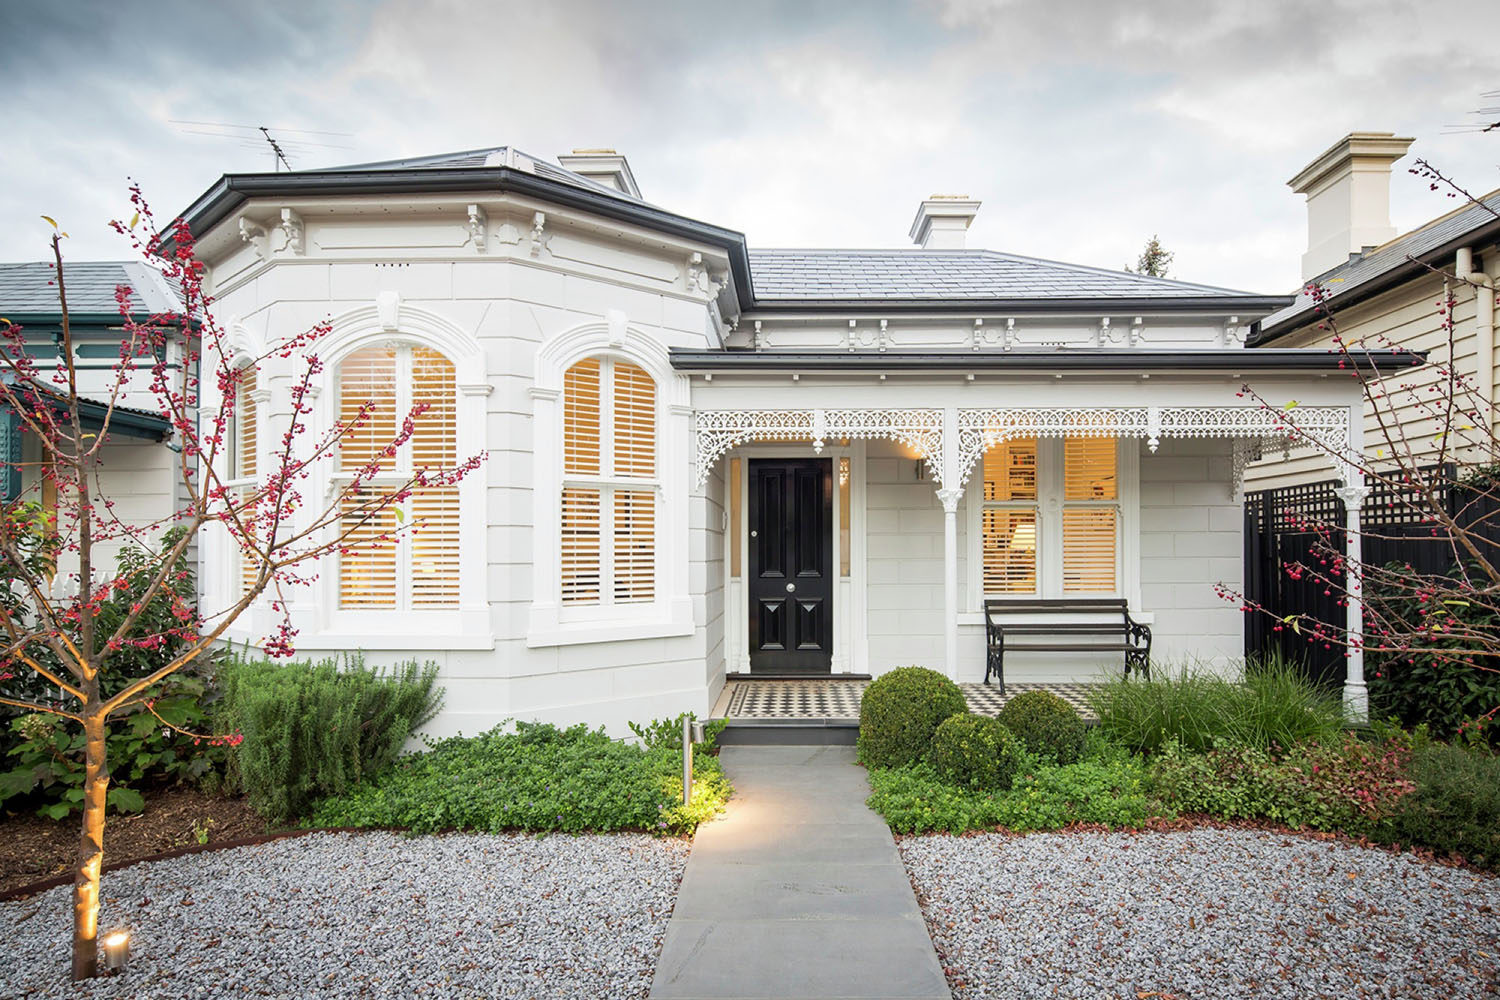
[559,356,661,615]
[968,437,1139,606]
[528,319,693,647]
[331,342,461,613]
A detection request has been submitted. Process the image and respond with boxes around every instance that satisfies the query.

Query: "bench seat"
[984,597,1151,694]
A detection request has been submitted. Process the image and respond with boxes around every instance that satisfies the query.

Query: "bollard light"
[682,714,694,806]
[102,930,130,972]
[690,720,706,744]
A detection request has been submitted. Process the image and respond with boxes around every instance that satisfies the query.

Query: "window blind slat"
[1062,508,1118,592]
[339,489,399,608]
[613,489,655,603]
[564,358,602,476]
[339,346,398,472]
[982,509,1037,595]
[237,368,259,597]
[982,438,1037,501]
[612,361,655,478]
[561,487,602,605]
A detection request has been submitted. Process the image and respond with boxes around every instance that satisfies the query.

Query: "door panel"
[748,459,833,673]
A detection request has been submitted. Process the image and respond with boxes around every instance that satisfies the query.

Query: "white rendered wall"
[199,201,730,739]
[1137,437,1244,675]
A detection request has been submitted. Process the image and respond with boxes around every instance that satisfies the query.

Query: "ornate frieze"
[693,403,1356,497]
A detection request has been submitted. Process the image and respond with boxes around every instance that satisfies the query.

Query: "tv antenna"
[170,120,355,170]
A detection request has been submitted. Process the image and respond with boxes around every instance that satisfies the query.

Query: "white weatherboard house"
[171,147,1386,737]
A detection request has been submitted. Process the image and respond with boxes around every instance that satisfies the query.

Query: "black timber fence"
[1243,465,1500,687]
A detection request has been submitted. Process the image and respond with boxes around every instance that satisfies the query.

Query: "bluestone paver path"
[649,745,951,1000]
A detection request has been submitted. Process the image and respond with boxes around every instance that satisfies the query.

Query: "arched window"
[560,356,657,606]
[336,343,460,609]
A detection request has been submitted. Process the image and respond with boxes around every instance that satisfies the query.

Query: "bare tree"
[0,190,480,979]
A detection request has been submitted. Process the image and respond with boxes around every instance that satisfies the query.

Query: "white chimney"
[557,149,642,198]
[909,195,981,250]
[1289,131,1414,282]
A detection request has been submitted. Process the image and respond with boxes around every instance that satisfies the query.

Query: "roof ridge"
[1362,185,1500,258]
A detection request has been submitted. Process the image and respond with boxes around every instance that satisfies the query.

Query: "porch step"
[714,718,859,746]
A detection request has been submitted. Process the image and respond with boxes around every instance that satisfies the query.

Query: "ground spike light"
[102,930,130,972]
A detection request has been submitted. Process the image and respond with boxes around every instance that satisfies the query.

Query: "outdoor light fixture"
[102,930,130,972]
[682,717,707,805]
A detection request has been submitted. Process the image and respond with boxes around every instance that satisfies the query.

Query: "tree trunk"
[71,711,108,980]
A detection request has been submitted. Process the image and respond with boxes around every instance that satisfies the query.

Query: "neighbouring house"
[0,262,180,574]
[44,147,1389,735]
[1247,131,1500,488]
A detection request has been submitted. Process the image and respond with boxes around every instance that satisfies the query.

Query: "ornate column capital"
[936,487,963,514]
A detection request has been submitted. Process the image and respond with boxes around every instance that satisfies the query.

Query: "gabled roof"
[0,261,181,320]
[314,146,653,207]
[748,249,1285,311]
[1257,188,1500,343]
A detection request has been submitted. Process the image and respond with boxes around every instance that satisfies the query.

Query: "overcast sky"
[1,0,1494,293]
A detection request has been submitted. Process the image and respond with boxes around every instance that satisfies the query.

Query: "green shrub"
[1379,742,1500,870]
[1367,571,1500,744]
[216,653,442,825]
[311,721,730,835]
[1089,659,1345,755]
[927,713,1022,790]
[628,713,728,752]
[857,666,967,769]
[867,749,1158,835]
[997,690,1086,764]
[0,669,226,819]
[1147,734,1413,835]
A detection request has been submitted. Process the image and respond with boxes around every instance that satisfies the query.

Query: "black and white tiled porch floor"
[716,680,1098,721]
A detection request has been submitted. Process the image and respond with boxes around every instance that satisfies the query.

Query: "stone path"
[649,746,950,1000]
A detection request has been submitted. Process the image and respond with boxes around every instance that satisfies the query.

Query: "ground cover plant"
[310,719,729,835]
[215,653,442,826]
[869,736,1157,835]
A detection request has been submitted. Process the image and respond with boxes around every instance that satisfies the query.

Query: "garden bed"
[0,787,265,895]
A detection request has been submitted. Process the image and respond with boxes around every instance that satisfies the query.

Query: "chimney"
[557,149,642,198]
[909,195,981,250]
[1289,131,1414,282]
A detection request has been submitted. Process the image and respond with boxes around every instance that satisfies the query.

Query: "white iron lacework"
[693,408,944,488]
[954,405,1354,495]
[693,405,1355,496]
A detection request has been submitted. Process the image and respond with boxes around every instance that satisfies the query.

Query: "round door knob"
[785,583,796,592]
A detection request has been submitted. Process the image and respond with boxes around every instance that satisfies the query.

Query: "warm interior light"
[1009,522,1036,551]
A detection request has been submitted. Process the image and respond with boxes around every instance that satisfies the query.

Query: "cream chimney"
[1289,132,1414,282]
[909,195,981,250]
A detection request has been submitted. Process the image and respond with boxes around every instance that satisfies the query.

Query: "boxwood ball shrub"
[858,666,967,769]
[927,713,1022,790]
[997,689,1086,764]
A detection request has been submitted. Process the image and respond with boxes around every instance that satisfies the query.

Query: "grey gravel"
[900,828,1500,1000]
[1,830,691,999]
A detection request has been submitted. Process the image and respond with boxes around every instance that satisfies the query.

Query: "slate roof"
[1258,188,1500,342]
[0,261,180,317]
[748,249,1267,304]
[318,146,652,206]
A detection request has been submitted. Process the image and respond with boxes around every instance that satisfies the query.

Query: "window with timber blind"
[226,367,259,597]
[980,436,1120,597]
[561,356,657,607]
[336,343,459,610]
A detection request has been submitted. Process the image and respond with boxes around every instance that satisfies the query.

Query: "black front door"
[748,459,833,673]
